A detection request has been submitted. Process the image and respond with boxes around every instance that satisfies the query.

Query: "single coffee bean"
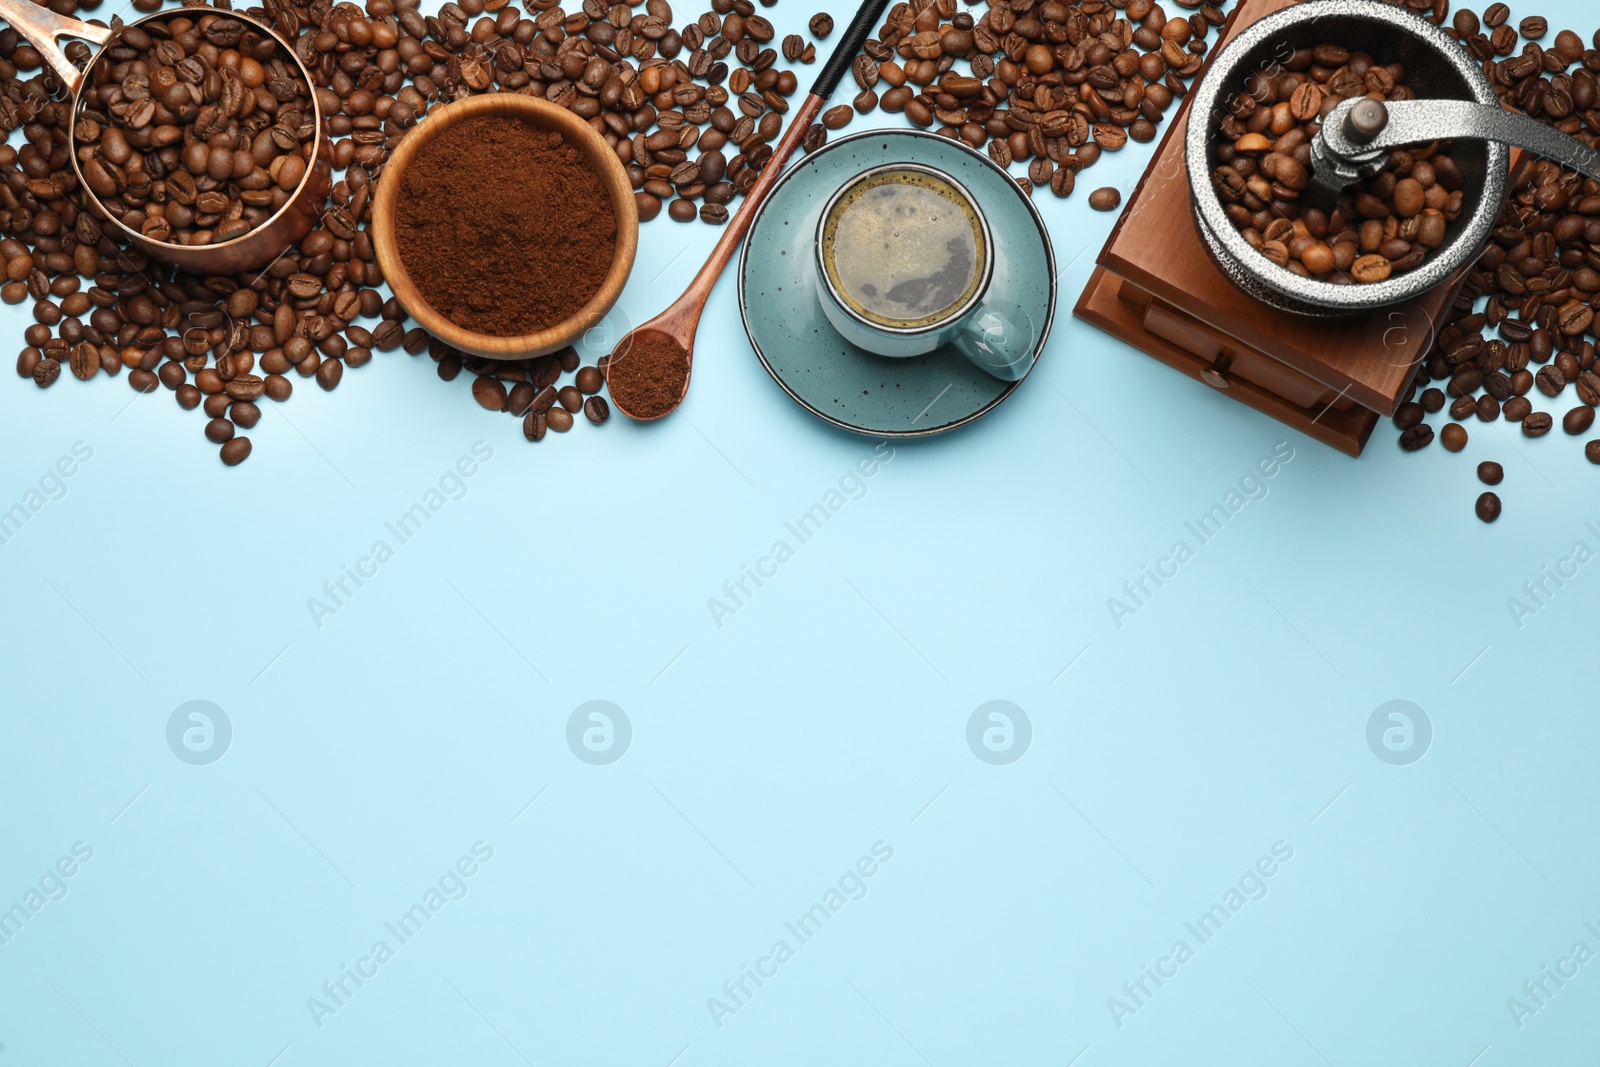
[1537,366,1565,397]
[822,105,854,129]
[1420,388,1445,413]
[1399,424,1434,451]
[1448,368,1483,397]
[523,410,547,442]
[584,395,610,423]
[32,357,60,388]
[175,384,202,411]
[69,342,100,380]
[507,381,537,417]
[1088,187,1122,211]
[472,375,508,411]
[1478,461,1504,485]
[546,406,575,432]
[1440,423,1467,452]
[1450,395,1477,421]
[1476,395,1500,422]
[1393,402,1424,430]
[231,402,262,429]
[220,437,252,467]
[1557,351,1582,383]
[576,366,603,394]
[1587,440,1600,465]
[809,12,832,36]
[1523,411,1554,437]
[1475,491,1501,523]
[205,418,236,444]
[1503,396,1533,422]
[226,375,266,402]
[316,359,343,392]
[1565,406,1595,435]
[559,385,584,412]
[1576,372,1600,406]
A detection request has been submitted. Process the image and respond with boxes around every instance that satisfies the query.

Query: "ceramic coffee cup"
[813,162,1033,382]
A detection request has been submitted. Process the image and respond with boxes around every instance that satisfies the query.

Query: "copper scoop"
[0,0,332,273]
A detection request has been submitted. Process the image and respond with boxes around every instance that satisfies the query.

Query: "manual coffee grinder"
[1076,0,1600,454]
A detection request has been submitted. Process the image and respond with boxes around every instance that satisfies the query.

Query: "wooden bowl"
[371,94,639,360]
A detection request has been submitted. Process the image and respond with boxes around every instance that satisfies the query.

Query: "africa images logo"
[166,701,232,766]
[567,701,631,765]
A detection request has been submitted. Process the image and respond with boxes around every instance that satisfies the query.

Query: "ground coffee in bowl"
[392,113,617,338]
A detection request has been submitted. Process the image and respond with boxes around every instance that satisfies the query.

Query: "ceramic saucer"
[738,128,1057,437]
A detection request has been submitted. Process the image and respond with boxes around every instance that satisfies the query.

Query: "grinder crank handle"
[1311,97,1600,195]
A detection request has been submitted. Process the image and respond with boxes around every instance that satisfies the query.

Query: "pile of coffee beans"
[3,0,828,462]
[1212,52,1463,284]
[1389,2,1600,521]
[455,341,611,439]
[77,14,318,246]
[799,0,1233,200]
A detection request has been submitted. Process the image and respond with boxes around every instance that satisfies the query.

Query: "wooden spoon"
[605,0,894,421]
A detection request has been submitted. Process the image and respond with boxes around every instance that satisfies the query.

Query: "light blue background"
[4,1,1599,1063]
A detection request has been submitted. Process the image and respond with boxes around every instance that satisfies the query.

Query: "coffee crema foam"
[821,169,985,329]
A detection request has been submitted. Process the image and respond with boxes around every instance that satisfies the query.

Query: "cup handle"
[951,304,1036,382]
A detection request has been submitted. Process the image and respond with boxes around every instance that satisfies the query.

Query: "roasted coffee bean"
[507,381,537,417]
[584,395,610,423]
[558,385,584,412]
[546,406,575,432]
[1450,395,1478,421]
[32,357,60,388]
[1536,365,1566,397]
[1393,402,1424,430]
[1449,368,1484,397]
[205,418,235,444]
[1440,423,1468,452]
[1577,372,1600,406]
[1503,396,1533,422]
[576,366,604,394]
[1557,351,1582,383]
[809,12,832,37]
[1565,406,1596,435]
[1478,461,1504,485]
[316,358,343,392]
[1420,388,1445,413]
[1523,411,1554,437]
[226,375,266,402]
[1088,187,1122,211]
[220,437,252,467]
[472,375,508,411]
[231,402,262,429]
[1475,491,1501,523]
[523,410,547,442]
[1399,424,1434,451]
[69,342,99,381]
[1587,441,1600,465]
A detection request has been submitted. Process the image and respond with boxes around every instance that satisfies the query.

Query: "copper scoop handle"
[0,0,114,93]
